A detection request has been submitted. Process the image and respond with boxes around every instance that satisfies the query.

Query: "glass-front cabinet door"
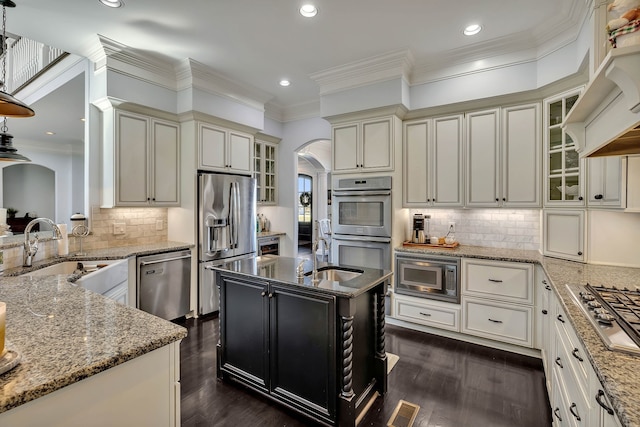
[254,138,278,205]
[544,88,584,206]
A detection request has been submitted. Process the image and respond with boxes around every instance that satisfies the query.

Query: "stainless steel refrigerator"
[198,172,257,315]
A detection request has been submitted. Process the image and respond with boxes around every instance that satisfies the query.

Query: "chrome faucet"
[23,218,62,267]
[311,220,328,283]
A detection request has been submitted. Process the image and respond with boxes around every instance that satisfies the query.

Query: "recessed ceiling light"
[99,0,124,8]
[279,79,291,87]
[299,4,318,17]
[45,131,55,135]
[463,24,482,36]
[80,118,86,122]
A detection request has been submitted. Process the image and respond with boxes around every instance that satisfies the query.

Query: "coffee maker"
[412,214,426,243]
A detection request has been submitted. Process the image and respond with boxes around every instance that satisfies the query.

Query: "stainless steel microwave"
[394,254,460,303]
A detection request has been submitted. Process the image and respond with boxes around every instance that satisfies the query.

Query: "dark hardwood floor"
[175,316,551,427]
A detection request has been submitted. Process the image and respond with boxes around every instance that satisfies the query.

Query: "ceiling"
[4,0,587,147]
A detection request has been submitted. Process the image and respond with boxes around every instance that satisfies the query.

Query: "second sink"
[305,266,364,282]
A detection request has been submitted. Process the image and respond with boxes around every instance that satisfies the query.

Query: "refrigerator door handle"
[229,182,239,249]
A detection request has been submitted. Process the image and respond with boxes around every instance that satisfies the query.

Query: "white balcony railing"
[4,35,66,93]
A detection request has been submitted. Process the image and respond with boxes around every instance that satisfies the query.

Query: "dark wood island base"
[212,256,390,427]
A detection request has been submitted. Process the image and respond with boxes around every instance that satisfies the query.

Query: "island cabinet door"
[219,274,269,391]
[269,284,337,423]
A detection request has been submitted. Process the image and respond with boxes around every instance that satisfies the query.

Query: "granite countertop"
[395,244,640,427]
[213,255,391,298]
[0,275,187,414]
[3,241,193,277]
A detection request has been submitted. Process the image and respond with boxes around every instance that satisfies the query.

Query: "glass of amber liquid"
[0,302,5,357]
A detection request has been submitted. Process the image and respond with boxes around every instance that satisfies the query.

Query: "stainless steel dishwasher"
[137,249,191,320]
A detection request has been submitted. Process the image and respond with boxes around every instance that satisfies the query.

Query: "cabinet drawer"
[553,339,590,426]
[394,294,460,332]
[463,259,533,304]
[462,297,533,347]
[553,300,589,395]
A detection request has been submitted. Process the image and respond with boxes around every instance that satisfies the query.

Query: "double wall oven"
[331,176,392,270]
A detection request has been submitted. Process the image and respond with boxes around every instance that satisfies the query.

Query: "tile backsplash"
[409,209,540,251]
[1,207,169,270]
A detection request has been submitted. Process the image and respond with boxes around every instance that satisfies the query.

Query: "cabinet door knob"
[578,196,583,201]
[268,293,274,298]
[555,357,563,368]
[147,197,151,201]
[578,251,583,256]
[545,285,551,291]
[495,198,499,202]
[557,314,565,323]
[542,280,547,284]
[542,309,548,315]
[594,194,603,200]
[502,197,506,202]
[261,291,266,297]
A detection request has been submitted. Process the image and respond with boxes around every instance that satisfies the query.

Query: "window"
[298,174,312,223]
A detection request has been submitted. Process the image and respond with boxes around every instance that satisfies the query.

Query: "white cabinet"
[198,122,253,174]
[332,116,397,173]
[466,108,500,207]
[461,259,534,347]
[544,88,585,206]
[466,104,541,207]
[403,115,464,207]
[543,209,585,262]
[111,110,180,207]
[587,156,624,207]
[254,137,278,205]
[501,103,541,207]
[534,265,553,393]
[394,293,460,332]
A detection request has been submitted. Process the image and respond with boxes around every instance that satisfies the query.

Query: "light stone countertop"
[0,275,187,414]
[2,241,194,277]
[257,231,286,238]
[395,244,640,427]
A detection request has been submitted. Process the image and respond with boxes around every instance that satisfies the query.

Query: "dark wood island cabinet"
[212,256,391,427]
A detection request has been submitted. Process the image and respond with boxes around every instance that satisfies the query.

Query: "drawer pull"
[571,348,584,362]
[557,314,565,323]
[488,318,503,324]
[553,408,562,421]
[555,357,563,369]
[261,291,266,297]
[419,312,432,317]
[569,403,581,421]
[542,280,547,285]
[595,390,614,415]
[545,285,551,291]
[542,309,548,315]
[488,278,503,283]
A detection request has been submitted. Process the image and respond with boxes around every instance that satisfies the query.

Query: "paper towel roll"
[57,223,69,256]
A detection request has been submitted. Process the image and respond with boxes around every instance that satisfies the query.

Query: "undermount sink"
[305,266,364,282]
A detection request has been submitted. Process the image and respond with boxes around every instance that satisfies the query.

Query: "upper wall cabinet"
[466,104,541,208]
[544,88,585,207]
[587,156,624,208]
[254,138,278,205]
[198,122,253,175]
[403,114,464,207]
[332,116,398,174]
[106,110,180,207]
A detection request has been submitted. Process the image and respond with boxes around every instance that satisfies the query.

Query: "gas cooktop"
[566,284,640,355]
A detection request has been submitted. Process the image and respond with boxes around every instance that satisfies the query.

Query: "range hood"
[564,45,640,158]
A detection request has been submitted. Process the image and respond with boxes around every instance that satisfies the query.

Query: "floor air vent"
[387,400,420,427]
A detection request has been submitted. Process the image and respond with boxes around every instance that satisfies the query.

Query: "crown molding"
[177,110,261,135]
[265,99,321,123]
[176,58,271,112]
[88,35,178,91]
[310,49,414,96]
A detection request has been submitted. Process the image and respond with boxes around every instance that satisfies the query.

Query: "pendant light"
[0,0,33,162]
[0,0,34,117]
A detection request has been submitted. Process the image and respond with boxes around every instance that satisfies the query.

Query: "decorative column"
[340,315,355,398]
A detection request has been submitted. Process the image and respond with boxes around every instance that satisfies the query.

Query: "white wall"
[588,210,640,267]
[0,142,83,228]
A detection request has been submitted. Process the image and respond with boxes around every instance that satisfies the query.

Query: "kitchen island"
[211,255,391,427]
[0,274,187,426]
